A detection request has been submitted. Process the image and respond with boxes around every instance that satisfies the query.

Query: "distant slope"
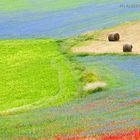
[0,0,140,38]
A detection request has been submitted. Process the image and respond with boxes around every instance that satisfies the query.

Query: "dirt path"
[72,20,140,54]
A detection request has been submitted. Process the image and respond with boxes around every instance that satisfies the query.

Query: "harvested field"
[72,20,140,54]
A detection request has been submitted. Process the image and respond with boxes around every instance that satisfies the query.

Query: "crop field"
[0,39,82,114]
[0,0,140,140]
[1,0,140,38]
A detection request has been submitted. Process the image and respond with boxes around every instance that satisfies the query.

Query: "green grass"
[0,39,82,114]
[56,32,97,54]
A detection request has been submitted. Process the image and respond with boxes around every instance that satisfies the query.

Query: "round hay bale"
[123,44,133,52]
[108,32,120,41]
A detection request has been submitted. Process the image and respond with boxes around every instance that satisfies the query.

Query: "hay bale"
[108,32,120,41]
[123,44,133,52]
[84,81,107,93]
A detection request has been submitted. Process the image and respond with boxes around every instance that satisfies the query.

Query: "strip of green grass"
[0,0,119,11]
[0,0,93,11]
[0,39,82,114]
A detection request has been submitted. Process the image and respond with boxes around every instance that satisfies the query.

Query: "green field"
[0,39,82,114]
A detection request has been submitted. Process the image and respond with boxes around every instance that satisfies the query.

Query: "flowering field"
[0,0,140,38]
[1,54,140,139]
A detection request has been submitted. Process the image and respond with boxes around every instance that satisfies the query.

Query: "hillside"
[0,0,140,38]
